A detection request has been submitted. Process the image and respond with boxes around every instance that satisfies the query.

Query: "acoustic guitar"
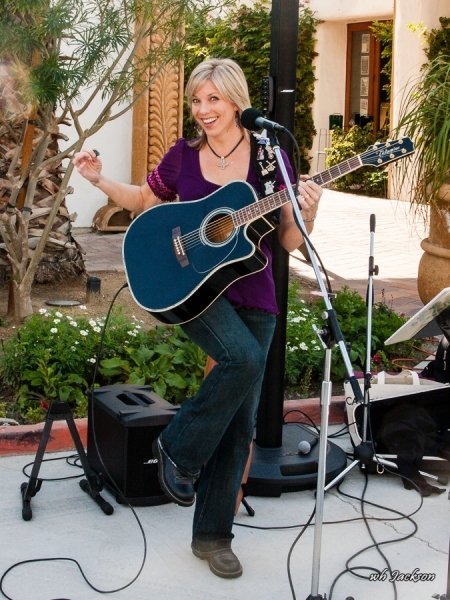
[123,137,414,324]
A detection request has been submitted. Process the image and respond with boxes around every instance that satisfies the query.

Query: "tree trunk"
[8,278,33,321]
[0,120,86,321]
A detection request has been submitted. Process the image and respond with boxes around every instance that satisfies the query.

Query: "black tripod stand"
[20,400,113,521]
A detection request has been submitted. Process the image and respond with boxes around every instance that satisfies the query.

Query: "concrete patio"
[0,189,449,600]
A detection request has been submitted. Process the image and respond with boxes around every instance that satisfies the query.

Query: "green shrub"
[98,325,206,404]
[285,282,419,389]
[285,283,324,394]
[0,285,421,423]
[0,308,206,423]
[325,125,388,197]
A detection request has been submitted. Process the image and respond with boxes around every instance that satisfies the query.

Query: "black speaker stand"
[20,400,113,521]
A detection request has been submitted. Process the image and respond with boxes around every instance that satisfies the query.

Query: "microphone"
[297,437,319,455]
[370,213,376,233]
[241,107,287,133]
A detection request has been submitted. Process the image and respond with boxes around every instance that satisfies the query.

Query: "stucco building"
[69,0,450,226]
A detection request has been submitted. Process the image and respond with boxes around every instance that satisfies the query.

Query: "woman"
[73,57,322,579]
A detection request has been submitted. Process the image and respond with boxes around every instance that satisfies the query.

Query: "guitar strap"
[250,132,280,225]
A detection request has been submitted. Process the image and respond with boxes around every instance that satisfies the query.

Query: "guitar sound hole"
[205,213,234,244]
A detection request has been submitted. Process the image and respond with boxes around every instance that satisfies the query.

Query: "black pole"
[248,2,348,495]
[255,0,299,448]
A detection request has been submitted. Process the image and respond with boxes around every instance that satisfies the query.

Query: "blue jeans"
[160,295,276,541]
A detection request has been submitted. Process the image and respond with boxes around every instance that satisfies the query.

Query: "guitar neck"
[233,135,414,227]
[233,154,363,227]
[310,154,362,186]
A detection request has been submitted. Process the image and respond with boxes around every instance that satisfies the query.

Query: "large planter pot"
[417,183,450,304]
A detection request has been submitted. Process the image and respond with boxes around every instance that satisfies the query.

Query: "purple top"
[147,138,294,314]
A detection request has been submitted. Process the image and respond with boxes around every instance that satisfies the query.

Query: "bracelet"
[303,216,316,223]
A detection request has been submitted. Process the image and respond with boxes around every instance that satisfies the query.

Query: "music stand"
[384,287,450,345]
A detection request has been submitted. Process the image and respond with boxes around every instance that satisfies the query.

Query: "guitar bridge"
[172,226,189,267]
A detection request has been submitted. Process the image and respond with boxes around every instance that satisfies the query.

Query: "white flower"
[88,358,96,364]
[93,326,101,333]
[70,321,78,327]
[89,319,97,327]
[53,318,61,324]
[299,342,308,351]
[50,327,58,334]
[38,308,47,315]
[80,330,89,337]
[79,305,87,310]
[55,311,63,318]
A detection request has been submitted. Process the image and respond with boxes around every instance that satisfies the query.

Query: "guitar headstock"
[361,137,415,167]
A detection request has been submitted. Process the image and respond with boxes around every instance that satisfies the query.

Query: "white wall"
[64,96,133,229]
[308,0,394,175]
[310,21,347,172]
[308,0,393,22]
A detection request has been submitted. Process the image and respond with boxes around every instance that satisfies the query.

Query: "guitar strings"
[177,189,291,251]
[178,149,373,248]
[176,142,400,251]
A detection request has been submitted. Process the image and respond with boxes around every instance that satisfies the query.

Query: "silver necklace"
[206,135,244,169]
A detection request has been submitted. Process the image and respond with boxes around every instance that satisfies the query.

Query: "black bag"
[421,337,450,383]
[378,402,447,496]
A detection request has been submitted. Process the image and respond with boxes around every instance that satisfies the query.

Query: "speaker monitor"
[87,384,178,506]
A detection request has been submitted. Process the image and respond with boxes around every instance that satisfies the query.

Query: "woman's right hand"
[72,148,102,185]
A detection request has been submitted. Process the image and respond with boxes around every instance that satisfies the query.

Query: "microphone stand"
[323,215,381,491]
[262,129,363,600]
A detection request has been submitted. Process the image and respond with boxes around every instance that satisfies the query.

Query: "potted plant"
[396,17,450,303]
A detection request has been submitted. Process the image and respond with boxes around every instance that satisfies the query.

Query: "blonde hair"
[185,58,251,147]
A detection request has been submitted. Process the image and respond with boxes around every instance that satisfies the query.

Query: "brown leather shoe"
[191,538,243,579]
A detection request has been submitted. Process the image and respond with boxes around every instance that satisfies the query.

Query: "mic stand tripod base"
[20,400,114,521]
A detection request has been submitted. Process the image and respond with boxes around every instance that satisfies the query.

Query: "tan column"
[93,33,184,231]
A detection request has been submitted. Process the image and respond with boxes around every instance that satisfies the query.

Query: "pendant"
[218,156,228,169]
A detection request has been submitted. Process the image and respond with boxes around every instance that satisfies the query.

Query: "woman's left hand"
[295,175,323,222]
[278,175,323,252]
